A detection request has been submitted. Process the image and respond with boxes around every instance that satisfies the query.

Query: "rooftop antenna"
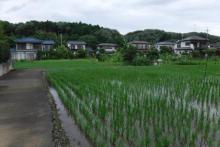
[206,27,209,40]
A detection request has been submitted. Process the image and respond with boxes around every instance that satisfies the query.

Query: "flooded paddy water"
[49,87,92,147]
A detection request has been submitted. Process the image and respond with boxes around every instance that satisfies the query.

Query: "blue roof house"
[11,37,55,60]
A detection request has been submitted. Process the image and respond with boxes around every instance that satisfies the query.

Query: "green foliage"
[176,54,197,65]
[109,51,123,63]
[37,45,73,60]
[96,48,108,62]
[160,46,173,54]
[132,54,150,66]
[146,48,159,62]
[79,35,98,49]
[120,44,137,64]
[54,45,69,59]
[0,20,122,49]
[75,49,87,58]
[0,23,10,63]
[160,54,175,64]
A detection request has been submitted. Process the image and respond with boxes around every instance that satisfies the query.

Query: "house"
[42,40,55,51]
[97,43,118,53]
[174,36,209,54]
[67,41,86,51]
[11,37,55,60]
[210,42,220,50]
[128,41,149,51]
[12,37,42,60]
[155,41,175,51]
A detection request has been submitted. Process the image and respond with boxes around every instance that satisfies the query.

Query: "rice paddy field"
[15,60,220,147]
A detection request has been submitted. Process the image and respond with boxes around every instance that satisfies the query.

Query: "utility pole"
[60,33,63,46]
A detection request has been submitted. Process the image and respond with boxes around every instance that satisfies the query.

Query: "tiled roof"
[156,41,175,45]
[16,37,42,44]
[67,41,87,45]
[98,43,117,47]
[182,36,208,41]
[128,41,148,44]
[42,40,55,45]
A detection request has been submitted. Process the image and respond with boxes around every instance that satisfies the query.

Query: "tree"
[76,49,87,58]
[120,44,137,64]
[0,23,10,63]
[147,48,159,62]
[79,35,98,49]
[54,45,69,59]
[96,48,107,61]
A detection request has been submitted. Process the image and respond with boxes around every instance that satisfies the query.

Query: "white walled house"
[11,38,55,60]
[174,36,209,54]
[155,41,175,51]
[12,38,42,60]
[67,41,86,51]
[97,43,118,53]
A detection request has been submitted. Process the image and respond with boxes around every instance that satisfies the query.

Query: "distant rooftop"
[42,40,55,45]
[182,36,208,41]
[67,41,87,45]
[156,41,175,45]
[210,42,220,47]
[129,41,148,44]
[16,37,42,44]
[98,43,117,47]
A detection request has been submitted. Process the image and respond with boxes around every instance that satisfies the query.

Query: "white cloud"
[0,0,219,35]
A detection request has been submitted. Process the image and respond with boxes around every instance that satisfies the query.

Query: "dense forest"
[1,20,220,48]
[1,20,220,63]
[0,20,124,49]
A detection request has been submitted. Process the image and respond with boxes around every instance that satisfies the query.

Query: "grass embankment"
[15,59,220,146]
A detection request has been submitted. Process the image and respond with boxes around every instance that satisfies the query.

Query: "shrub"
[110,51,123,63]
[55,45,69,59]
[160,46,173,54]
[96,48,108,62]
[147,48,159,63]
[132,54,150,66]
[176,54,198,65]
[75,49,87,58]
[37,50,50,60]
[0,41,10,63]
[120,45,137,64]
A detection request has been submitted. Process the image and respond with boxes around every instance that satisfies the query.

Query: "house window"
[26,43,33,50]
[185,42,190,46]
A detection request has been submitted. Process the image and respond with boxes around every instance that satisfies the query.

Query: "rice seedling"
[16,60,220,146]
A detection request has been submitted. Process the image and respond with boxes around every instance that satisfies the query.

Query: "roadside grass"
[15,59,220,146]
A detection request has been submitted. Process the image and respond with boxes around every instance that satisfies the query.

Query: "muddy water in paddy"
[49,87,92,147]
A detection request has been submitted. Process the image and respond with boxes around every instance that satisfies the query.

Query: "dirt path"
[0,69,54,147]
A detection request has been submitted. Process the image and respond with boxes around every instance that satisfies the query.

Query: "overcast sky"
[0,0,219,35]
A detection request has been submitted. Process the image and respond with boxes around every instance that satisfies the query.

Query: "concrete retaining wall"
[0,61,13,77]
